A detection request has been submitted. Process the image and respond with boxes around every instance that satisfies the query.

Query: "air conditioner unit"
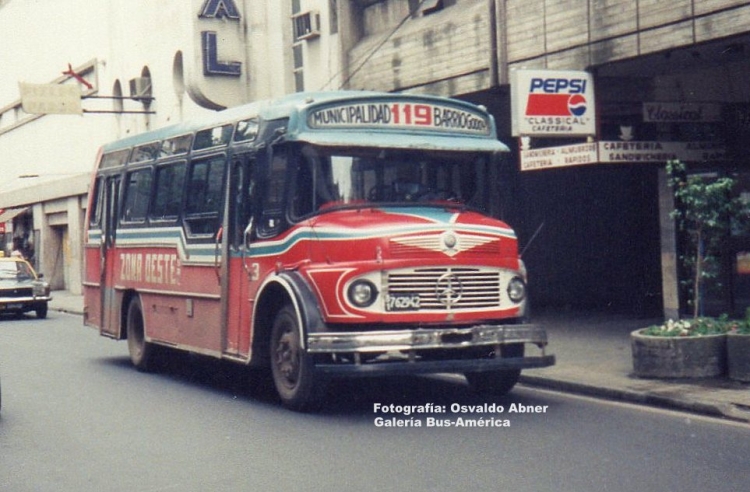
[129,77,152,101]
[293,10,321,41]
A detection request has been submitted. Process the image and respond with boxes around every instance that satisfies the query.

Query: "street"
[1,311,749,492]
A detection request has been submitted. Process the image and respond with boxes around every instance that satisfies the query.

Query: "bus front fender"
[254,271,326,353]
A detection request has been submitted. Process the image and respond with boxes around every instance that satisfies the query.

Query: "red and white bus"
[83,91,554,410]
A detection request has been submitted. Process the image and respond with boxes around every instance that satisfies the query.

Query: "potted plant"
[727,308,750,382]
[631,160,743,378]
[631,317,729,378]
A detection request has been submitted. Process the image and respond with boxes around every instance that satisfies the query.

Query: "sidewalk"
[49,290,85,316]
[49,291,750,423]
[523,310,750,423]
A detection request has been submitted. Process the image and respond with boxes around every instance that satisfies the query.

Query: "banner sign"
[511,69,596,137]
[19,83,82,115]
[308,100,492,135]
[598,141,725,163]
[642,102,723,123]
[520,143,598,171]
[521,141,726,171]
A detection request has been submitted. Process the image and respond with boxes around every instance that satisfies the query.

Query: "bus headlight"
[348,280,378,308]
[507,277,526,303]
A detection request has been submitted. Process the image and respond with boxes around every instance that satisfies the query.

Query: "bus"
[83,91,555,411]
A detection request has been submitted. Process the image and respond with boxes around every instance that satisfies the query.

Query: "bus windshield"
[290,144,492,219]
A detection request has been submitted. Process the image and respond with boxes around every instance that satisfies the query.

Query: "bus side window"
[89,177,104,228]
[258,146,287,237]
[150,162,187,222]
[184,156,226,237]
[229,156,256,248]
[121,168,153,224]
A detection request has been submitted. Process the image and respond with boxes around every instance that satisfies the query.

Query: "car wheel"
[36,303,48,319]
[126,297,156,372]
[269,305,325,412]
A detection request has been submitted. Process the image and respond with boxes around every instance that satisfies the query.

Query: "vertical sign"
[198,0,242,77]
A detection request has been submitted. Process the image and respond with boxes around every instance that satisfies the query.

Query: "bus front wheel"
[126,297,155,372]
[464,369,521,396]
[464,343,524,396]
[269,305,324,412]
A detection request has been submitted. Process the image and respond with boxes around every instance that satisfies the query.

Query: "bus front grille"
[386,267,501,310]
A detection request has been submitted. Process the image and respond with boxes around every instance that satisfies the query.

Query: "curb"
[51,308,84,316]
[520,374,750,423]
[49,303,84,316]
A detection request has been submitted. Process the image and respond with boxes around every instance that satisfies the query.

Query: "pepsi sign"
[511,70,596,137]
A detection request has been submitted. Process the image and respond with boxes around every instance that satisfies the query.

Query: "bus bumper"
[306,323,555,376]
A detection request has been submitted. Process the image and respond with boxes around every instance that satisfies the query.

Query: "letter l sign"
[201,31,242,76]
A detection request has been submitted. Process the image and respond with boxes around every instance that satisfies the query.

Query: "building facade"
[1,0,748,317]
[0,0,335,293]
[339,0,750,318]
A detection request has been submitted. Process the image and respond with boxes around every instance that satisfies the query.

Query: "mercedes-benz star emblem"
[435,273,463,307]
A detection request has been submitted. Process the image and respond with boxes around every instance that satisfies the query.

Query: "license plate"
[385,294,420,311]
[1,303,23,310]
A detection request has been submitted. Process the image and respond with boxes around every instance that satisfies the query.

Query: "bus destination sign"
[308,100,491,135]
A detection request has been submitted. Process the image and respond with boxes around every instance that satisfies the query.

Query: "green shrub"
[643,316,731,337]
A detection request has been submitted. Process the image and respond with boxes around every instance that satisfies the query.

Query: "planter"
[727,332,750,382]
[631,329,727,378]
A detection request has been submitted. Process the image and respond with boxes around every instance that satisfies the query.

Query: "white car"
[0,257,51,318]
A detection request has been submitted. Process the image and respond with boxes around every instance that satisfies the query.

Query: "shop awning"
[0,207,29,224]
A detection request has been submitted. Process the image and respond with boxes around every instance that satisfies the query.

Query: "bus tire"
[465,343,524,396]
[465,369,521,396]
[269,305,324,412]
[126,297,155,372]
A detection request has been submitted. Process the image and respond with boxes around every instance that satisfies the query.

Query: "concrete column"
[658,168,680,320]
[32,203,51,280]
[336,0,362,90]
[67,195,83,295]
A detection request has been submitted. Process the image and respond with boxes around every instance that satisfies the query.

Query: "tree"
[666,160,744,318]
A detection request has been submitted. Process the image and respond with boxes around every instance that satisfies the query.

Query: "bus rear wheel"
[270,305,324,412]
[126,297,155,372]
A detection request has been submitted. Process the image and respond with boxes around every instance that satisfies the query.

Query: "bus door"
[100,174,121,338]
[223,154,256,357]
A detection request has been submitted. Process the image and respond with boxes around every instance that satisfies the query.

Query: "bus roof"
[101,91,509,154]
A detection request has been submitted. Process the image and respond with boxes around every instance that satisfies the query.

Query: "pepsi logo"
[568,95,587,116]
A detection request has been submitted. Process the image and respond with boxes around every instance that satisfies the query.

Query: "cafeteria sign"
[511,69,596,137]
[521,141,726,171]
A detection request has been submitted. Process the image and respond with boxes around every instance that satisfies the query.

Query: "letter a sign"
[199,0,240,19]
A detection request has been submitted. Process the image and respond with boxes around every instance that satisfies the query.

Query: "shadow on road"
[93,348,556,416]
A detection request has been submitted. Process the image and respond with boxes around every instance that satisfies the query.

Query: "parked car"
[0,257,51,318]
